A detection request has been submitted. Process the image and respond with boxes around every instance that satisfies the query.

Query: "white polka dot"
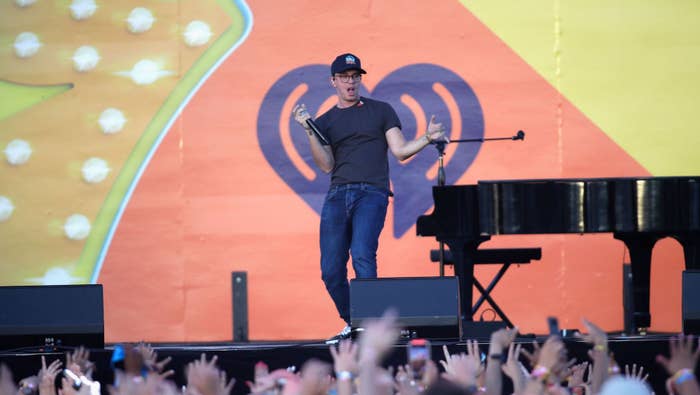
[15,0,37,7]
[28,267,82,285]
[116,59,174,85]
[127,7,155,33]
[4,139,32,165]
[183,20,213,47]
[98,108,127,134]
[0,196,14,222]
[81,157,111,184]
[64,214,91,240]
[13,32,42,58]
[72,45,100,72]
[70,0,97,21]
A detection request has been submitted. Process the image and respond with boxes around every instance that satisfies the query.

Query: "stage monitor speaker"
[682,270,700,334]
[0,284,104,350]
[350,277,460,339]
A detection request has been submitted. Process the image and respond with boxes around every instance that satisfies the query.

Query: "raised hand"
[440,352,481,389]
[218,371,236,395]
[490,327,518,352]
[439,345,458,377]
[465,340,485,375]
[357,310,400,365]
[38,355,63,395]
[426,115,449,144]
[486,328,518,395]
[66,346,95,377]
[292,104,312,128]
[136,342,173,378]
[535,336,567,380]
[329,339,359,376]
[0,365,17,395]
[247,369,291,395]
[521,340,541,369]
[575,318,608,349]
[577,319,610,395]
[185,353,234,395]
[624,363,649,382]
[501,342,527,393]
[657,334,700,376]
[566,361,590,395]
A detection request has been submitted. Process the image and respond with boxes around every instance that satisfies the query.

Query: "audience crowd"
[0,313,698,395]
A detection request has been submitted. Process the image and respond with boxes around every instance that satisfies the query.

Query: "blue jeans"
[320,183,389,324]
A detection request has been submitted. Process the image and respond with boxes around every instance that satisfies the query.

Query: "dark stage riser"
[0,336,689,395]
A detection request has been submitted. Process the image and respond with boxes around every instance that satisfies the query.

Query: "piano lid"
[478,176,700,235]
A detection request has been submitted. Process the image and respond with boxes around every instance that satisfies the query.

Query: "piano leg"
[444,239,487,323]
[614,233,660,331]
[675,233,700,270]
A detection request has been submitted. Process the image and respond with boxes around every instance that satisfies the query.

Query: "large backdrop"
[1,0,699,342]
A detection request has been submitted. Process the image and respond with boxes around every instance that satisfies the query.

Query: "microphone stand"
[451,130,525,143]
[434,130,525,276]
[435,141,447,276]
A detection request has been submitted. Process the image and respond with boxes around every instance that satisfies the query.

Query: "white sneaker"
[325,325,352,344]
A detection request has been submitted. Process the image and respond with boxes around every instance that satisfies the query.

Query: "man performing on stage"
[292,53,448,340]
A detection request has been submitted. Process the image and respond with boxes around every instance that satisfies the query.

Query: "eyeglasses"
[334,73,362,83]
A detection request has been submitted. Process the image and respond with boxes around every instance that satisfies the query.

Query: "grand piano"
[417,177,700,330]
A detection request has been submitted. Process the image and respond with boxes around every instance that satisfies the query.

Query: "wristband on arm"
[672,368,695,385]
[531,365,551,382]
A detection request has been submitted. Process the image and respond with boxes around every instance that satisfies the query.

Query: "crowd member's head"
[599,376,652,395]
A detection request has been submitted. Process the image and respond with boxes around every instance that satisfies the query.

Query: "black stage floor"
[0,334,681,395]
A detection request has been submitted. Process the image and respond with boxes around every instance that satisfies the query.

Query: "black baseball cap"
[331,53,367,75]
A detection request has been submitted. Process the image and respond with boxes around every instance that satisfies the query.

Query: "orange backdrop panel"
[99,0,683,341]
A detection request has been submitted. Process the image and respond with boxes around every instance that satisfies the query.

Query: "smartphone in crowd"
[407,338,431,378]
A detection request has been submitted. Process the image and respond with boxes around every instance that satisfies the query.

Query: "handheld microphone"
[305,119,330,145]
[513,130,525,141]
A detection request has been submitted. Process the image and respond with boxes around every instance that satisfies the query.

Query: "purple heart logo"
[257,64,484,238]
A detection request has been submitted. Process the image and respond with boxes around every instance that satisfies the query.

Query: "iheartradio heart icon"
[257,63,484,238]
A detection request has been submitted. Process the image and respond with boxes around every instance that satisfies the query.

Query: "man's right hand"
[292,104,312,130]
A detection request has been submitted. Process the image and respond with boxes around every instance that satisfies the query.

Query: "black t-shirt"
[315,97,401,190]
